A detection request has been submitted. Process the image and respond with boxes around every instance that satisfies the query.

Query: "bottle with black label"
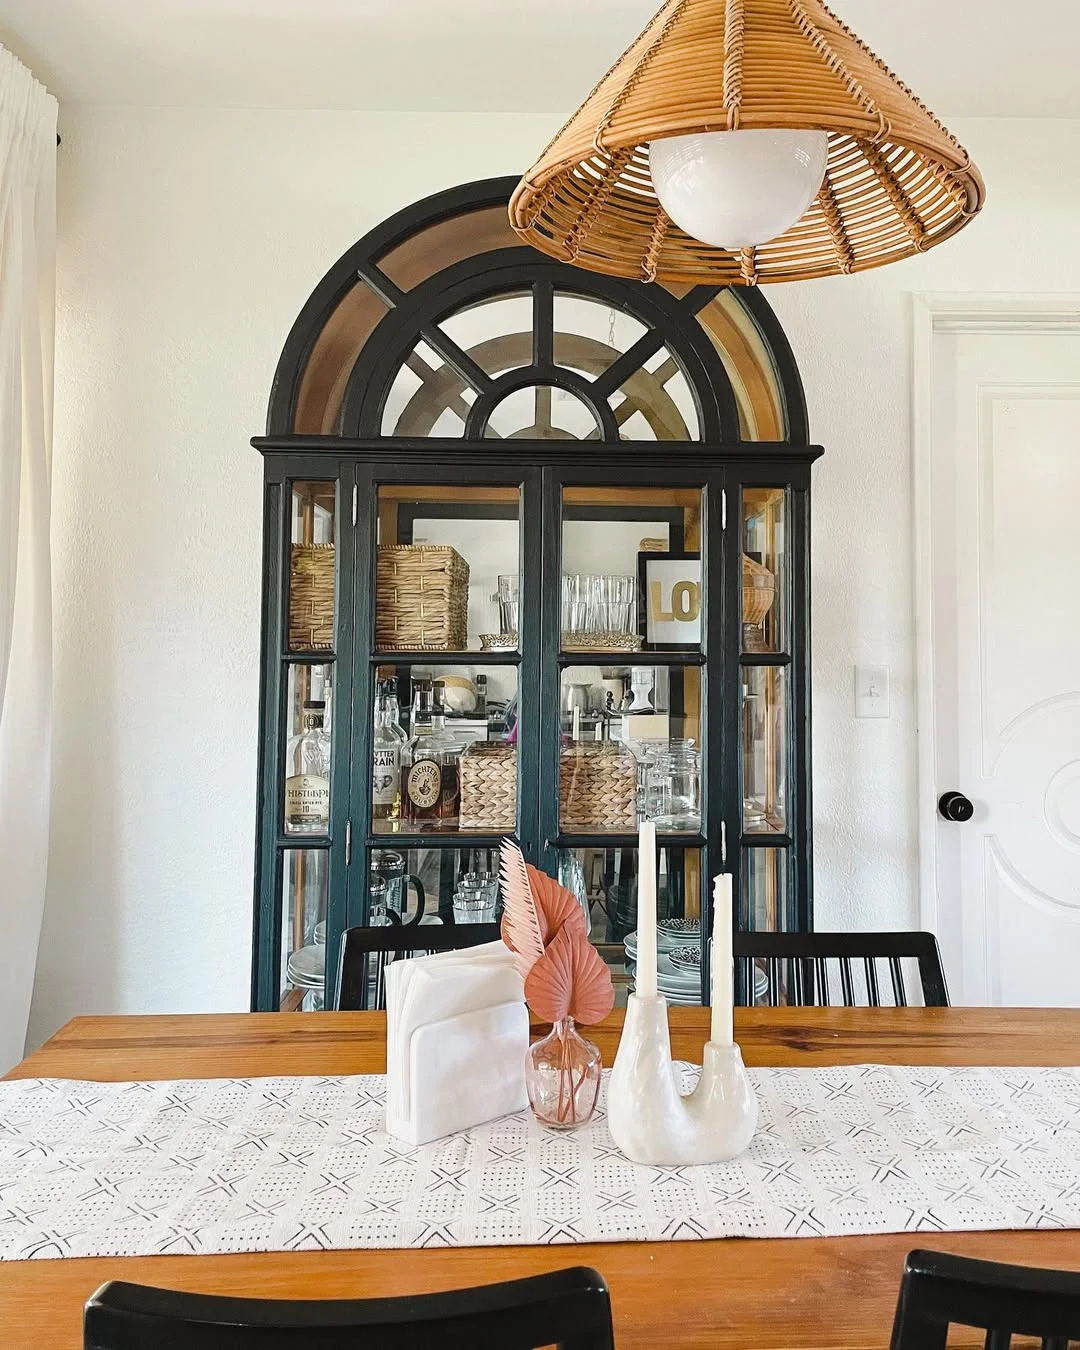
[284,700,330,834]
[372,679,403,822]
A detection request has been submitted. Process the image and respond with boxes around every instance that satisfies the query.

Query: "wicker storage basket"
[560,743,637,832]
[289,544,335,650]
[741,554,776,627]
[459,742,517,831]
[375,546,470,651]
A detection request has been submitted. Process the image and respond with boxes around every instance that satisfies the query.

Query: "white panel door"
[930,327,1080,1005]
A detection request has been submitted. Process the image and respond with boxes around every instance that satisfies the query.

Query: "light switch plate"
[855,664,890,719]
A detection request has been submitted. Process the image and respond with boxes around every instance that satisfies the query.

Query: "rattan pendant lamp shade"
[510,0,984,285]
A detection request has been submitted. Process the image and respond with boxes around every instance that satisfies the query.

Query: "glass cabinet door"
[547,473,714,1007]
[734,476,811,989]
[254,470,353,1014]
[350,467,541,937]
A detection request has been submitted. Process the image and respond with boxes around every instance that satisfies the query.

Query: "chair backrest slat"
[840,956,855,1006]
[864,955,881,1006]
[336,923,502,1011]
[85,1267,615,1350]
[732,933,948,1008]
[890,1249,1080,1350]
[815,957,830,1006]
[889,955,907,1007]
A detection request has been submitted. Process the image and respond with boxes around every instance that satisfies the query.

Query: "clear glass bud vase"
[525,1018,602,1130]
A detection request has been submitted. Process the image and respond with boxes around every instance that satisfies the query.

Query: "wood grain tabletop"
[3,1006,1080,1350]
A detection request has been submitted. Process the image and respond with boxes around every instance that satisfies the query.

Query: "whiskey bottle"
[285,700,331,834]
[372,679,403,822]
[384,677,408,747]
[404,680,461,830]
[403,679,437,828]
[430,680,461,830]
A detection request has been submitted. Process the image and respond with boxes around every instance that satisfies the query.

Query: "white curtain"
[0,48,57,1070]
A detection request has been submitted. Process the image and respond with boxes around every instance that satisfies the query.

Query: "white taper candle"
[711,873,733,1045]
[636,821,658,998]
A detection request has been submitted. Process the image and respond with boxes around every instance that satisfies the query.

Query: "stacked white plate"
[624,919,703,1005]
[624,919,770,1004]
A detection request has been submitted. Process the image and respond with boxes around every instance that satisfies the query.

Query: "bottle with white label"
[403,680,437,829]
[372,679,403,823]
[284,700,331,834]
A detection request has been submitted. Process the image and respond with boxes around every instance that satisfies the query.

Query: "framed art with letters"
[638,550,702,650]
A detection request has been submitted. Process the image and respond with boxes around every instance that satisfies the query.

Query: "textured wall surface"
[28,110,1080,1047]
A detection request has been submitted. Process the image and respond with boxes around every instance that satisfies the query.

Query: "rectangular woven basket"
[560,743,637,831]
[375,545,470,651]
[288,544,335,650]
[459,742,517,831]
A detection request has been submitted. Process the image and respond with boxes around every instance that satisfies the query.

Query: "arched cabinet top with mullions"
[267,176,809,445]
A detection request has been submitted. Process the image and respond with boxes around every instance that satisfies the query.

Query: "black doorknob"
[938,791,974,823]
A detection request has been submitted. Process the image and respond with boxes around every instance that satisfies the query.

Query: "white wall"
[28,109,1080,1046]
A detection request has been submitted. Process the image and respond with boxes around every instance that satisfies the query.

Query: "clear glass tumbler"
[452,887,496,924]
[562,574,590,636]
[496,575,520,635]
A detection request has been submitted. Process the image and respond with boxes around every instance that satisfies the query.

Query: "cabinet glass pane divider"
[252,478,288,1011]
[789,476,813,934]
[741,833,793,849]
[739,653,791,667]
[556,832,707,850]
[370,651,521,666]
[346,461,378,936]
[559,650,704,668]
[321,463,358,1008]
[364,833,514,850]
[276,835,332,850]
[283,651,337,664]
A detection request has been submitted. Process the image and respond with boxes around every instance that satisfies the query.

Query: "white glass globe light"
[649,129,830,250]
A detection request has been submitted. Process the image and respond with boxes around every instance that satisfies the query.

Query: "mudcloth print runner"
[1,1063,1079,1259]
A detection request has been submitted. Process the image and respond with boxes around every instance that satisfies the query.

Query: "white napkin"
[385,940,529,1145]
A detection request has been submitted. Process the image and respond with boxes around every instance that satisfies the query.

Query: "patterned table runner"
[1,1063,1079,1259]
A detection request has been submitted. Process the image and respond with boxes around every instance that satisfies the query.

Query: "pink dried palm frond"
[499,840,545,981]
[524,922,615,1026]
[525,864,585,946]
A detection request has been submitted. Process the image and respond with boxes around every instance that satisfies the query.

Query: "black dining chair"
[890,1248,1080,1349]
[733,931,949,1007]
[335,920,502,1011]
[85,1266,615,1350]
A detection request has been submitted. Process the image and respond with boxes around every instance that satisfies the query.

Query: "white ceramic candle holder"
[606,992,758,1165]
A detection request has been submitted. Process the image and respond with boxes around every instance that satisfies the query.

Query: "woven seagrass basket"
[741,554,775,627]
[459,742,517,831]
[560,743,637,832]
[375,545,470,651]
[288,544,335,650]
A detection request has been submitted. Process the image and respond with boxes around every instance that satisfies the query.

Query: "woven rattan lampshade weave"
[510,0,984,285]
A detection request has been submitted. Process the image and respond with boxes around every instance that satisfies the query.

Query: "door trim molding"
[911,293,1080,947]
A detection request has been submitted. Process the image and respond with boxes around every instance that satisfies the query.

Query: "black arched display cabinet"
[252,176,822,1012]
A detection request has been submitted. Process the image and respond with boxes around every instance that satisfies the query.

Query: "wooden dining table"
[3,1006,1080,1349]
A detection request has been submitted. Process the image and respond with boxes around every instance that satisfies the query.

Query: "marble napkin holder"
[384,941,529,1147]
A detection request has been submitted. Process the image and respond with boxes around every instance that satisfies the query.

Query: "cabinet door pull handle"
[344,819,352,866]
